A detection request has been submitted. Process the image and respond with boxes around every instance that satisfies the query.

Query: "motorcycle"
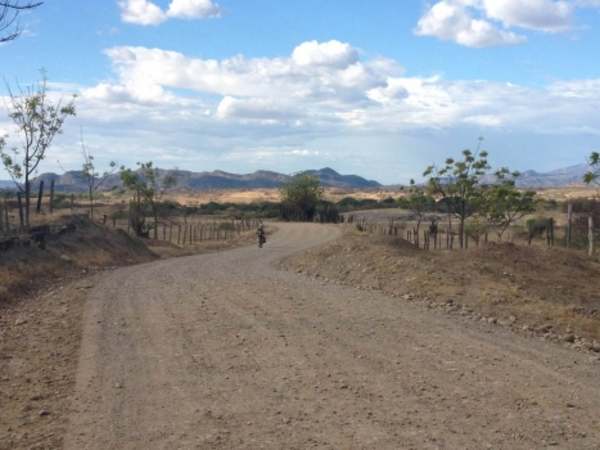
[257,227,266,248]
[258,232,266,248]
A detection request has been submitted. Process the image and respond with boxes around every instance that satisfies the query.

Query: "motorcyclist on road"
[257,223,266,248]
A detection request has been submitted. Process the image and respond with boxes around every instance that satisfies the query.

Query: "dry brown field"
[124,185,600,205]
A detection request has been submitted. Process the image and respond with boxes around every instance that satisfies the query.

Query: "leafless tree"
[81,130,116,219]
[1,1,43,43]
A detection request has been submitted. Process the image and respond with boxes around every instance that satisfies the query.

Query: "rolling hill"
[2,167,382,193]
[513,164,590,188]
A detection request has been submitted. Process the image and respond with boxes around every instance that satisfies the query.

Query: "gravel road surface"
[65,223,600,449]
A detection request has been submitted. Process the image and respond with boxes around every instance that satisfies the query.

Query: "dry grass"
[85,187,408,207]
[535,186,599,201]
[0,216,156,304]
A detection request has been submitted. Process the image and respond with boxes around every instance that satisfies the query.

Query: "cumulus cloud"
[482,0,572,32]
[118,0,220,25]
[119,0,166,25]
[14,39,598,180]
[415,0,579,47]
[75,39,600,135]
[167,0,221,19]
[89,41,391,124]
[291,40,359,68]
[415,1,525,47]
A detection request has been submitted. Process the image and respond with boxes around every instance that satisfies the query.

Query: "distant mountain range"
[511,164,590,188]
[0,164,593,191]
[0,167,382,193]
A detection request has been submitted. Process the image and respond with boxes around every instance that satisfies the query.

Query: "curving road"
[65,223,600,449]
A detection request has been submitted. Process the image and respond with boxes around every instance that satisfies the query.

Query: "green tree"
[0,74,76,228]
[584,151,600,186]
[120,162,177,238]
[280,174,323,221]
[482,169,536,240]
[423,145,490,248]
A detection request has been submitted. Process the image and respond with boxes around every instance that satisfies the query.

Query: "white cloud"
[118,0,220,25]
[416,1,526,47]
[167,0,220,19]
[291,40,359,68]
[6,39,598,181]
[76,40,600,135]
[118,0,166,25]
[93,41,390,115]
[482,0,572,32]
[415,0,579,47]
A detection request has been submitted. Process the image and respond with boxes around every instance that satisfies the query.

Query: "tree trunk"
[459,218,465,249]
[36,180,44,214]
[24,174,30,228]
[89,186,94,219]
[17,192,24,230]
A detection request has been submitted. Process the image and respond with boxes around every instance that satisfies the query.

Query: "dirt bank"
[280,228,600,348]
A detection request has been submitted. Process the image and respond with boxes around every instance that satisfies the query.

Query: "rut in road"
[65,223,600,450]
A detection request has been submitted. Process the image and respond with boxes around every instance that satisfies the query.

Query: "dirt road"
[65,223,600,449]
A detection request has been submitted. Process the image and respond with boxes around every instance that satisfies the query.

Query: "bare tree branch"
[0,1,43,43]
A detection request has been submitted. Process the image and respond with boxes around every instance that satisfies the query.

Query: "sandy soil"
[54,223,600,449]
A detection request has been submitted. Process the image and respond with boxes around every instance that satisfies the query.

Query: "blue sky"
[2,0,600,184]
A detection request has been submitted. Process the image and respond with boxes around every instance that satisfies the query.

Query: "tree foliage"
[279,174,323,222]
[423,146,490,248]
[0,74,76,227]
[120,162,177,238]
[482,168,536,240]
[584,151,600,186]
[1,1,43,43]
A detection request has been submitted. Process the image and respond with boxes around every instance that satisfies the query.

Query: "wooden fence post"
[3,197,9,232]
[566,203,573,248]
[36,180,44,214]
[49,179,55,214]
[17,192,24,230]
[589,215,594,258]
